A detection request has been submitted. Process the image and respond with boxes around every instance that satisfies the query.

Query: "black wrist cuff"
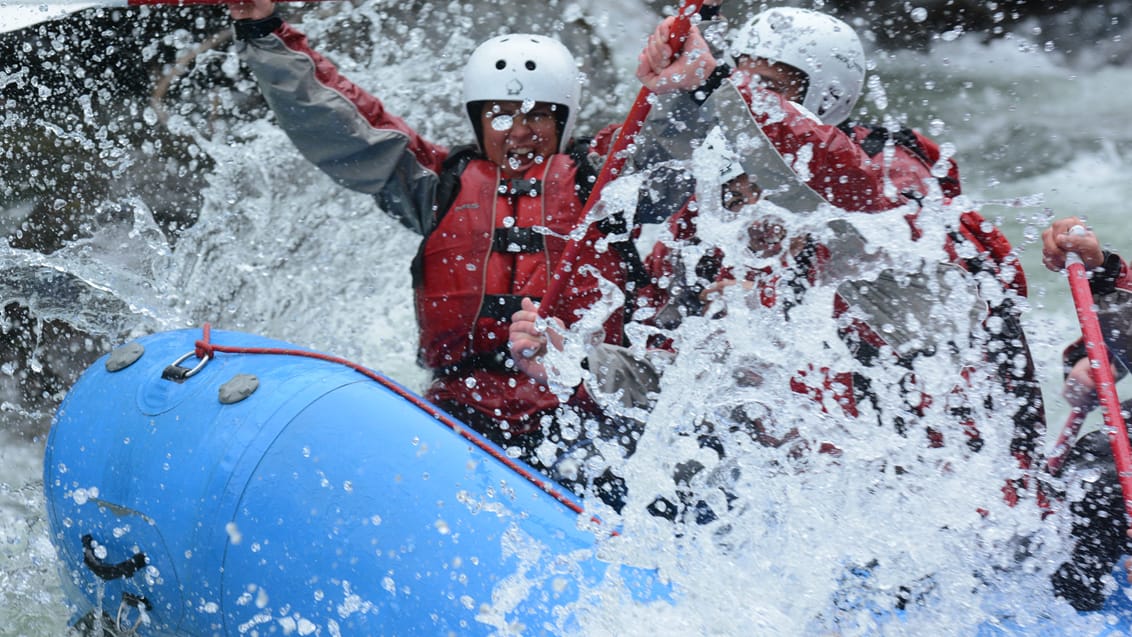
[1090,250,1123,296]
[699,4,721,21]
[691,63,731,106]
[1063,340,1087,377]
[234,12,283,40]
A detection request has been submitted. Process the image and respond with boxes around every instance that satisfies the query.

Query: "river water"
[2,2,1131,635]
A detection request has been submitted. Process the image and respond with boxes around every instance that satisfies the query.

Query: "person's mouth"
[506,147,538,170]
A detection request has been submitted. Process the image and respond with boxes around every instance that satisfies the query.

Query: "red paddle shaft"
[1065,227,1132,525]
[1045,410,1085,476]
[538,0,706,318]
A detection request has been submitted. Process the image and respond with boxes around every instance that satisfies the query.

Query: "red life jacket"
[415,153,627,430]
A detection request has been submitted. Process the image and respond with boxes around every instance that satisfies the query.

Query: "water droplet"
[491,114,514,131]
[226,522,243,545]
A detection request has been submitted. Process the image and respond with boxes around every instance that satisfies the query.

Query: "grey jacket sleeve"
[235,21,447,235]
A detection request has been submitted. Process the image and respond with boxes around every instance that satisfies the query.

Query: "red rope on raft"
[192,324,601,524]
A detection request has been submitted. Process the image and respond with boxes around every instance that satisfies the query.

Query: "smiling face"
[479,100,562,178]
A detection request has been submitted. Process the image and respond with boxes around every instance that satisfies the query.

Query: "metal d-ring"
[160,350,211,383]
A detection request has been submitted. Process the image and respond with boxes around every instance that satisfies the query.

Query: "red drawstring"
[190,324,600,523]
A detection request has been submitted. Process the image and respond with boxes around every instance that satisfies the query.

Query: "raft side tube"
[44,328,669,635]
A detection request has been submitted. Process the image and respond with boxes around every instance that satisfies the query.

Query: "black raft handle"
[82,534,148,581]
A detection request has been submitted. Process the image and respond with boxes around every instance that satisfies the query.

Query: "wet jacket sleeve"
[233,18,448,235]
[637,80,899,217]
[736,84,896,212]
[1063,252,1132,373]
[1091,253,1132,371]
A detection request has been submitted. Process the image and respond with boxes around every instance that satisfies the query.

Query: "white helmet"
[730,8,866,125]
[462,34,581,153]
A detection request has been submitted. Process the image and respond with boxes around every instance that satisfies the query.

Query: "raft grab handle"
[82,534,148,581]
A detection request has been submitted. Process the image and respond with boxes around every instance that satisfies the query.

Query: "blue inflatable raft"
[43,327,664,635]
[43,327,1132,635]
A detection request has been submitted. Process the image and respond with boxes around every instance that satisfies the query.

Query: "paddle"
[0,0,325,33]
[537,0,705,319]
[1045,410,1086,477]
[1065,225,1132,525]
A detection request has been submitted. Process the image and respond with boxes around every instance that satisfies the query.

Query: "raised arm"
[230,0,449,234]
[636,17,899,213]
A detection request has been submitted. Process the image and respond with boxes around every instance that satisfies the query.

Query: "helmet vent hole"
[495,60,507,70]
[525,60,537,71]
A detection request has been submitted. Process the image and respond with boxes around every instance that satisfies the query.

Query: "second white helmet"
[462,34,581,153]
[730,8,866,125]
